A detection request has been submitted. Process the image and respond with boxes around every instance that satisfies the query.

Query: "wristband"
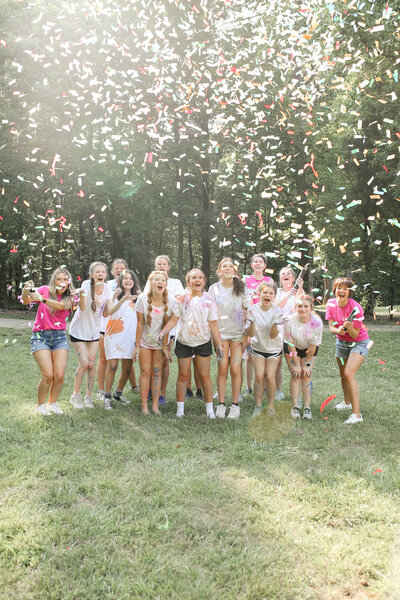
[305,362,311,367]
[42,297,47,304]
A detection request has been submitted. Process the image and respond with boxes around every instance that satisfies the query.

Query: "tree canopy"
[1,0,399,311]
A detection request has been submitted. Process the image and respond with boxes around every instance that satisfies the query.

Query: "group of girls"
[23,253,371,425]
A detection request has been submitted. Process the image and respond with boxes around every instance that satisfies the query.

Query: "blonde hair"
[295,294,314,310]
[89,261,108,313]
[111,258,128,276]
[48,267,75,310]
[154,255,171,267]
[256,281,277,297]
[185,268,206,288]
[146,271,169,329]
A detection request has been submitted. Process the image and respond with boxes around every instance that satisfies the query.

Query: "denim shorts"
[335,338,370,359]
[30,330,69,354]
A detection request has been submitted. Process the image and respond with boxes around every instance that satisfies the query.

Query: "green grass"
[0,328,399,599]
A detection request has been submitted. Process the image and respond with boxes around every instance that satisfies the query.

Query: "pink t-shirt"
[325,297,368,342]
[244,275,272,304]
[32,286,70,332]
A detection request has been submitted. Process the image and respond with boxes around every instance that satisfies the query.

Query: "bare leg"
[96,334,107,392]
[246,351,253,390]
[160,338,173,396]
[138,348,151,414]
[253,354,266,408]
[117,359,133,392]
[72,342,89,395]
[285,353,301,407]
[85,342,99,398]
[151,350,164,414]
[33,349,54,405]
[229,341,243,404]
[216,340,230,404]
[105,359,119,394]
[340,354,364,417]
[48,349,69,403]
[265,358,279,409]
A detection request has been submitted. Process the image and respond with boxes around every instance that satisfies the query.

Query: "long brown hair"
[146,271,169,328]
[217,257,245,297]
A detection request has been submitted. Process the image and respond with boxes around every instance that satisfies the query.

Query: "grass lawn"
[0,327,399,600]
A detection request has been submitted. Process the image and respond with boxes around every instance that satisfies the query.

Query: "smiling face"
[218,259,235,279]
[187,269,205,294]
[251,256,266,276]
[280,268,295,289]
[54,271,70,294]
[155,258,170,274]
[151,273,167,295]
[92,265,107,285]
[121,273,134,293]
[335,284,350,305]
[112,262,126,279]
[260,285,276,307]
[296,299,312,321]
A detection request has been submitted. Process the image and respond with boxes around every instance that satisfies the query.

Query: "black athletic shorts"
[175,339,213,359]
[70,334,100,343]
[283,342,319,359]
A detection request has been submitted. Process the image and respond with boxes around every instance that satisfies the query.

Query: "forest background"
[0,0,399,313]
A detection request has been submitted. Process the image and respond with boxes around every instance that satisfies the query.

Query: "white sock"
[176,401,185,416]
[205,403,215,416]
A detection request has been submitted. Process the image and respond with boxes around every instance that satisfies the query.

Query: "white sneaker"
[35,403,49,416]
[290,406,301,420]
[344,413,363,424]
[104,396,112,410]
[47,403,64,415]
[206,407,216,419]
[70,393,84,409]
[213,391,218,400]
[302,406,312,420]
[96,390,105,401]
[238,392,243,403]
[83,396,94,409]
[243,386,252,397]
[275,390,285,401]
[216,404,226,418]
[130,385,140,394]
[227,404,240,419]
[335,400,352,411]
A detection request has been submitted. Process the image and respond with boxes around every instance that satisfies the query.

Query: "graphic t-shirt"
[104,297,137,359]
[208,281,250,341]
[284,313,323,350]
[32,286,70,331]
[135,292,173,349]
[172,292,218,347]
[325,298,368,342]
[69,279,113,341]
[250,303,283,354]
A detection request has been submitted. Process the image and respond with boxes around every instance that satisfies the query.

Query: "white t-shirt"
[100,279,118,333]
[144,277,184,338]
[69,279,113,341]
[172,292,218,347]
[275,288,296,316]
[104,297,137,359]
[284,313,323,350]
[250,303,283,354]
[208,281,250,341]
[136,292,173,349]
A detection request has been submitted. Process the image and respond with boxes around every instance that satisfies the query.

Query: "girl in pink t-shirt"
[21,267,78,416]
[325,277,371,425]
[243,254,272,398]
